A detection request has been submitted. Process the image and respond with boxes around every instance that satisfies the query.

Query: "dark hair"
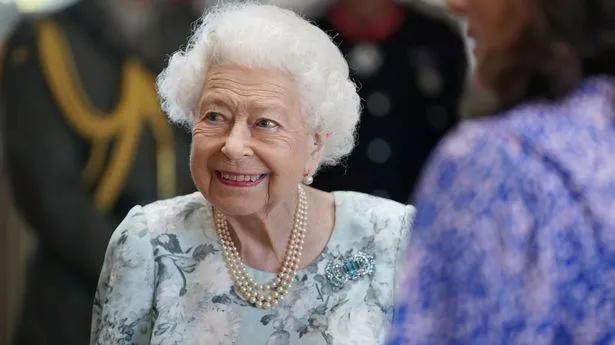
[473,0,615,117]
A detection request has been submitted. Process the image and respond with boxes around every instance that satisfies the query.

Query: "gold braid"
[36,19,176,212]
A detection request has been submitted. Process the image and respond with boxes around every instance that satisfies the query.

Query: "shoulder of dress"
[335,191,409,213]
[333,191,413,236]
[140,192,213,237]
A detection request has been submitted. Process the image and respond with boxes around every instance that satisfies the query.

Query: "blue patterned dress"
[91,191,414,345]
[389,77,615,345]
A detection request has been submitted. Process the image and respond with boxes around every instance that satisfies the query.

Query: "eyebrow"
[200,94,290,114]
[198,93,236,112]
[252,100,288,113]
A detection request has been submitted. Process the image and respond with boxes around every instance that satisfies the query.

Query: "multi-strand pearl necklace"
[215,184,308,309]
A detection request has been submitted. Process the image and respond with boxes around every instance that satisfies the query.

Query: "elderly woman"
[90,3,414,345]
[389,0,615,344]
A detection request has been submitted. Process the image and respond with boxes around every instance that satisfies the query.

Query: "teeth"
[220,173,262,182]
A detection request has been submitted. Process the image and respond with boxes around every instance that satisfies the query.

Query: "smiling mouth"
[215,171,268,187]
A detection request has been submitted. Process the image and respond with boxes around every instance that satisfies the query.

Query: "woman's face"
[191,65,324,216]
[447,0,529,86]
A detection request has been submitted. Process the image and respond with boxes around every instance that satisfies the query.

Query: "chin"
[208,196,264,217]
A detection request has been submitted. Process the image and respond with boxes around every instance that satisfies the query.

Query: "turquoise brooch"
[325,251,375,288]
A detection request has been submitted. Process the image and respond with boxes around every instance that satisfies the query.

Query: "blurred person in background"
[0,1,21,161]
[311,0,467,202]
[0,0,198,344]
[389,0,615,343]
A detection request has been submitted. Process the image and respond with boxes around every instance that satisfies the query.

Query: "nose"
[446,0,467,16]
[221,123,253,160]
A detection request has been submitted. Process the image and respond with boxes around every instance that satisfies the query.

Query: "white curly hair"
[156,1,361,168]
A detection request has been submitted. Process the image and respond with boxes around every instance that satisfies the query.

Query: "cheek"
[258,139,308,184]
[484,2,527,50]
[190,135,216,184]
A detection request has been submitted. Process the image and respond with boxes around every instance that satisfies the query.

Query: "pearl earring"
[302,175,313,185]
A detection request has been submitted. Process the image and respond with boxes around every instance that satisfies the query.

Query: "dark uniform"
[313,2,467,203]
[0,2,195,344]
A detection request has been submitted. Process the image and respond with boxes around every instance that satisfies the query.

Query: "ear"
[304,131,329,176]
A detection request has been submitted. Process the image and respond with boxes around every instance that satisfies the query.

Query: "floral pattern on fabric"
[92,191,415,345]
[388,77,615,345]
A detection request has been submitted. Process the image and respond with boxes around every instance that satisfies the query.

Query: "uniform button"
[348,43,383,78]
[367,138,391,164]
[366,91,391,117]
[409,48,443,97]
[417,66,443,97]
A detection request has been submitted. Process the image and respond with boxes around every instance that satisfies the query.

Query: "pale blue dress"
[90,191,414,345]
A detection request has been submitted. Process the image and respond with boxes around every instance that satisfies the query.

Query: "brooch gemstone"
[325,251,375,288]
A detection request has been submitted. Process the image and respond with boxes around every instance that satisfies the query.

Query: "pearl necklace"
[215,184,307,309]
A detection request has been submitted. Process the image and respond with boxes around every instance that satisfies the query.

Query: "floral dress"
[91,191,414,345]
[388,77,615,345]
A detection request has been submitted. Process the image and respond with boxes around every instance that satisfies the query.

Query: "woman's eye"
[255,119,279,129]
[204,112,225,122]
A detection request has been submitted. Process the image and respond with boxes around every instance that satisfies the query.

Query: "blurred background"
[0,0,471,344]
